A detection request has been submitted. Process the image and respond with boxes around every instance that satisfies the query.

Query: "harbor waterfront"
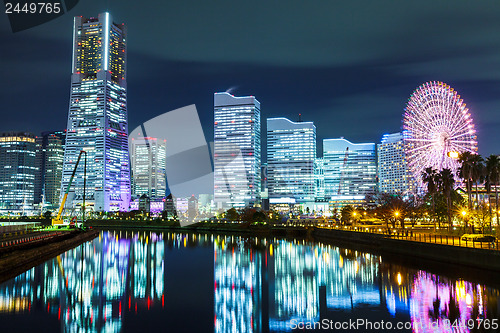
[0,230,499,332]
[3,3,500,333]
[84,220,500,273]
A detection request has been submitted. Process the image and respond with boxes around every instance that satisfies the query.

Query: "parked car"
[461,234,496,242]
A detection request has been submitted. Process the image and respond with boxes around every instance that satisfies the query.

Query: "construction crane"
[52,150,87,226]
[337,147,349,195]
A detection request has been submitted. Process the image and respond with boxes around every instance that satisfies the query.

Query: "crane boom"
[52,150,87,225]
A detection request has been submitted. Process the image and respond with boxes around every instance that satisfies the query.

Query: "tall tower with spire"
[61,13,130,212]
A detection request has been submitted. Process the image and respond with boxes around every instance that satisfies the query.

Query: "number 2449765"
[5,3,62,14]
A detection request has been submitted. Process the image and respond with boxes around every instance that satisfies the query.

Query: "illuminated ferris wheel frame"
[402,81,478,189]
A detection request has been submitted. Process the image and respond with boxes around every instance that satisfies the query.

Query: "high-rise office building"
[34,131,65,210]
[61,13,130,212]
[314,158,325,201]
[130,137,167,199]
[377,132,415,196]
[214,92,261,209]
[267,117,316,202]
[0,132,37,213]
[323,138,377,202]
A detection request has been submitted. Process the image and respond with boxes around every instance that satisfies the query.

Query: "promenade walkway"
[317,225,499,250]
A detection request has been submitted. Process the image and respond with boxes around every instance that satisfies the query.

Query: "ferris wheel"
[402,81,478,188]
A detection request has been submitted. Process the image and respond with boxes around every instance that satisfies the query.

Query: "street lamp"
[461,209,468,232]
[351,211,357,228]
[393,211,400,231]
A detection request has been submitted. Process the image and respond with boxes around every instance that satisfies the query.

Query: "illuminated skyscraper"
[130,137,167,199]
[0,132,37,213]
[323,138,377,202]
[34,131,65,210]
[377,132,415,196]
[314,158,325,200]
[267,117,316,202]
[61,13,130,212]
[214,92,261,209]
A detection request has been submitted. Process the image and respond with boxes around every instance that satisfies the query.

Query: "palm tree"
[484,175,493,231]
[438,168,455,232]
[486,155,500,228]
[459,152,474,209]
[422,167,438,230]
[471,155,484,206]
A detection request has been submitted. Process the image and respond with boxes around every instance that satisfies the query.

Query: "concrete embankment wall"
[0,229,98,284]
[313,228,500,273]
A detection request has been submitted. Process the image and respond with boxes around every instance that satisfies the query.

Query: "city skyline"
[1,2,500,158]
[1,5,500,214]
[2,4,500,332]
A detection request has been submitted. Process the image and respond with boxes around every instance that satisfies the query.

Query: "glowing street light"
[394,211,400,217]
[448,151,460,159]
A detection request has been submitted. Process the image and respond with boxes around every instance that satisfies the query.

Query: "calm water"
[0,231,499,332]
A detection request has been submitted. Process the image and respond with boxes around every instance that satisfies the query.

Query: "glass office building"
[267,117,316,202]
[377,132,415,196]
[130,137,167,199]
[323,138,377,203]
[61,12,130,212]
[0,132,37,213]
[34,131,65,210]
[214,92,261,209]
[314,158,325,201]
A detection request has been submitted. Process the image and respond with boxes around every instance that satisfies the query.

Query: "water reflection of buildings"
[1,233,499,333]
[0,231,166,332]
[213,238,383,333]
[214,237,499,333]
[380,263,500,332]
[269,242,381,332]
[214,236,265,333]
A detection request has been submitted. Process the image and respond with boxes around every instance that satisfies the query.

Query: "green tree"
[485,155,500,229]
[43,210,52,220]
[340,205,354,225]
[471,155,484,206]
[458,152,475,209]
[226,207,239,221]
[374,193,410,230]
[407,194,425,227]
[252,211,267,223]
[437,168,455,232]
[422,167,439,230]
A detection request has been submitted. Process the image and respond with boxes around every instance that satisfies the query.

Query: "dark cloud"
[0,0,499,157]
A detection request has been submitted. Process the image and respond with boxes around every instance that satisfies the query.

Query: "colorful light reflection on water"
[0,232,498,332]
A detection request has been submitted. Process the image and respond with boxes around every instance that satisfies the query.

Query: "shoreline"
[0,229,98,284]
[2,221,499,288]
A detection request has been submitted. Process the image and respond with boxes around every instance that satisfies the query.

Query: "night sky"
[1,1,499,158]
